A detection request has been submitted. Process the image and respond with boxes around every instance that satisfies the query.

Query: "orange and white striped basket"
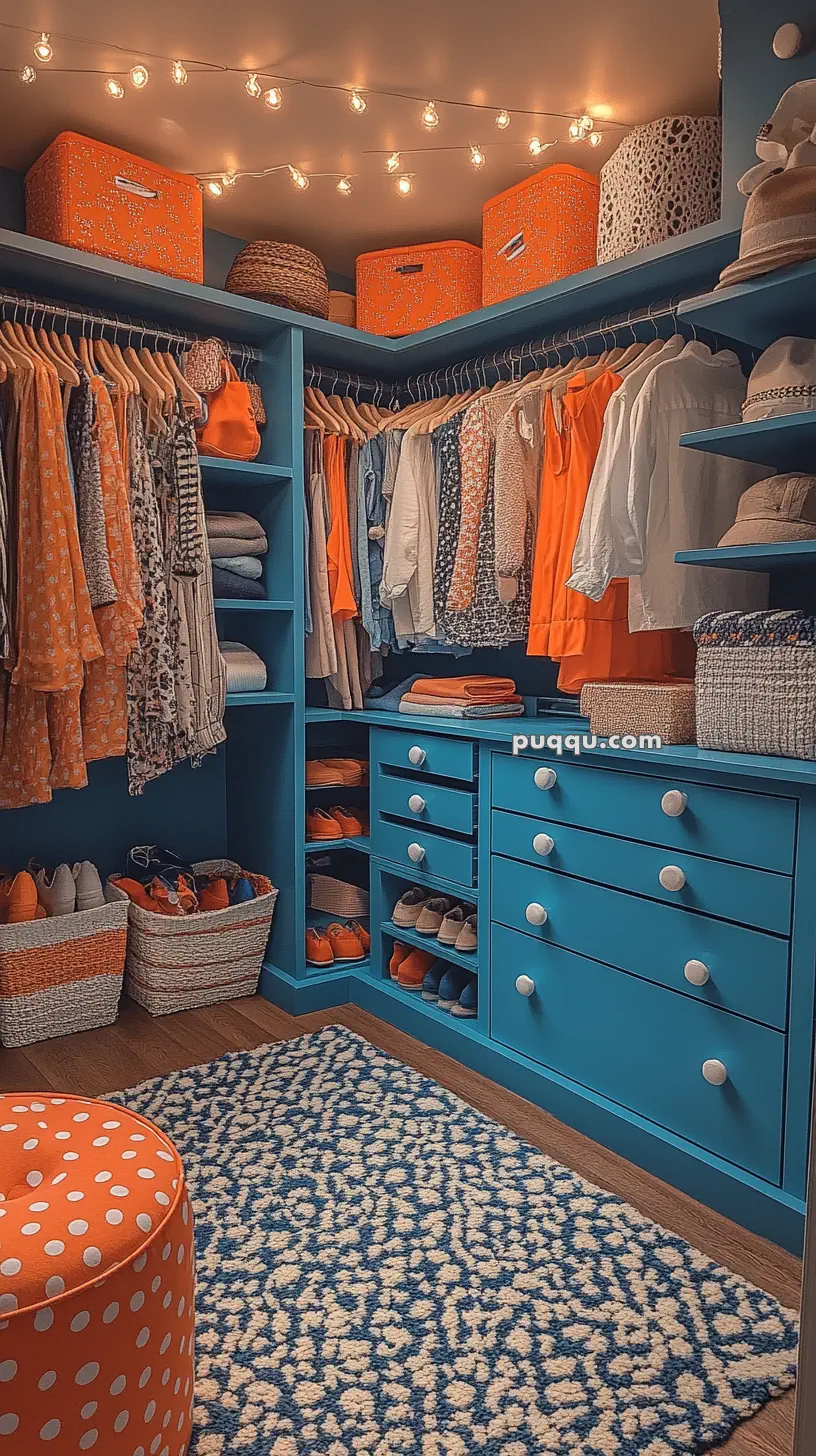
[0,900,128,1047]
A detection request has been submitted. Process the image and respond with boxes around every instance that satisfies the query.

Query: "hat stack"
[225,241,330,318]
[719,474,816,548]
[742,337,816,422]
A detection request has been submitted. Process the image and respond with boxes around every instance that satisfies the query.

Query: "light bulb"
[421,100,439,130]
[171,60,188,86]
[33,32,53,63]
[221,172,238,188]
[528,136,543,156]
[19,65,37,84]
[495,109,511,130]
[262,86,283,109]
[470,144,486,169]
[349,90,366,114]
[568,120,581,141]
[336,176,353,195]
[205,180,224,199]
[105,77,125,99]
[396,174,413,196]
[385,151,400,173]
[579,114,594,132]
[589,131,602,148]
[245,72,262,99]
[289,166,309,190]
[130,64,149,89]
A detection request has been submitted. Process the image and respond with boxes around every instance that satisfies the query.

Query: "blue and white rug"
[113,1025,798,1454]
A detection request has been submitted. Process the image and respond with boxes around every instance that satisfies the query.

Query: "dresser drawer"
[492,809,791,935]
[374,817,476,887]
[491,924,784,1185]
[372,727,475,784]
[492,753,796,873]
[491,854,788,1029]
[378,771,475,837]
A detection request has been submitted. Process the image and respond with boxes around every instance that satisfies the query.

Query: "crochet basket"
[225,241,330,318]
[580,680,696,744]
[482,165,599,306]
[356,241,482,335]
[597,115,722,264]
[694,611,816,759]
[108,859,278,1015]
[0,900,128,1048]
[307,873,370,919]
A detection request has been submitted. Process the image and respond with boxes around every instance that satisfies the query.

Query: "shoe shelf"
[305,836,371,854]
[381,919,479,973]
[371,853,479,903]
[371,975,484,1040]
[198,457,293,485]
[306,908,370,976]
[679,414,816,473]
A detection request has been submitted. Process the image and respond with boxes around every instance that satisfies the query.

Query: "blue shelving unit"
[214,600,294,611]
[676,543,816,571]
[680,414,816,472]
[680,258,816,350]
[199,457,293,485]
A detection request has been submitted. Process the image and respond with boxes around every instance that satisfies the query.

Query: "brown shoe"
[454,913,477,953]
[392,886,431,927]
[415,896,456,936]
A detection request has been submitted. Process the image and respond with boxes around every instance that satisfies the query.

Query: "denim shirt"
[357,435,396,651]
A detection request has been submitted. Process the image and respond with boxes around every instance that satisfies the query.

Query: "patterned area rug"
[112,1026,798,1454]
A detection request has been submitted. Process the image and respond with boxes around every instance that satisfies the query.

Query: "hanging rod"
[304,361,398,406]
[0,287,262,362]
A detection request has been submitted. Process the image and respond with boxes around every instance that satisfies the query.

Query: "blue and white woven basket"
[694,609,816,759]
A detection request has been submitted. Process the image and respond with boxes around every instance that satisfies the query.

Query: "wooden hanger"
[94,337,128,394]
[161,350,200,410]
[326,394,367,443]
[305,386,349,434]
[108,339,140,395]
[36,326,80,386]
[0,321,37,373]
[138,347,175,408]
[123,343,165,414]
[55,329,80,366]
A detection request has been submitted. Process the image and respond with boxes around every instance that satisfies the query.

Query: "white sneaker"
[73,862,105,912]
[34,863,76,916]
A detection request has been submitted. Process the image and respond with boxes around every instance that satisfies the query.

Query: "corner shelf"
[679,258,816,350]
[680,414,816,472]
[214,599,293,611]
[199,457,293,485]
[305,707,345,723]
[225,690,295,706]
[305,835,371,854]
[381,919,479,973]
[675,543,816,571]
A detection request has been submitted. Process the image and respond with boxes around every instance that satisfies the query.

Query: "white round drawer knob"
[702,1058,728,1086]
[661,789,688,817]
[407,842,426,864]
[407,793,426,814]
[532,832,555,857]
[659,865,686,892]
[525,902,548,926]
[534,766,557,791]
[516,975,536,997]
[408,745,426,766]
[684,959,710,987]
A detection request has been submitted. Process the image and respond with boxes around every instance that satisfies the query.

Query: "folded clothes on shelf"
[410,675,519,702]
[398,700,524,718]
[211,555,264,579]
[206,510,268,559]
[212,567,267,600]
[208,533,268,558]
[363,673,425,712]
[219,641,268,692]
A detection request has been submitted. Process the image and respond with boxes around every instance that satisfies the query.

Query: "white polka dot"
[30,1102,45,1112]
[163,1411,171,1427]
[181,1204,189,1226]
[0,1362,15,1383]
[70,1311,90,1333]
[23,1138,38,1150]
[161,1370,170,1387]
[130,1291,145,1313]
[102,1302,119,1324]
[144,1400,157,1422]
[11,1105,28,1113]
[26,1170,43,1188]
[0,1125,17,1133]
[96,1171,113,1186]
[37,1121,48,1129]
[160,1335,171,1355]
[110,1375,127,1396]
[162,1293,172,1311]
[92,1137,109,1148]
[0,1415,19,1435]
[75,1362,99,1386]
[106,1209,124,1226]
[29,1201,49,1212]
[114,1411,130,1432]
[62,1153,79,1162]
[133,1254,147,1273]
[44,1241,65,1257]
[136,1327,150,1349]
[161,1244,171,1262]
[111,1186,129,1198]
[130,1134,145,1142]
[138,1368,152,1389]
[68,1219,89,1237]
[79,1431,98,1449]
[39,1418,61,1439]
[133,1448,145,1456]
[176,1297,185,1318]
[35,1309,55,1334]
[54,1131,71,1141]
[155,1192,170,1207]
[122,1151,138,1161]
[0,1259,21,1278]
[80,1402,97,1420]
[136,1214,152,1234]
[150,1438,162,1455]
[44,1276,64,1297]
[50,1099,65,1105]
[21,1223,40,1236]
[83,1247,102,1268]
[72,1112,90,1123]
[137,1169,156,1181]
[102,1121,121,1130]
[67,1191,85,1203]
[176,1246,184,1265]
[0,1296,17,1315]
[151,1276,162,1293]
[173,1379,179,1396]
[156,1151,173,1163]
[51,1173,67,1185]
[38,1371,56,1391]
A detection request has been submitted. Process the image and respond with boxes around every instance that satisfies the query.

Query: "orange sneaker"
[306,808,343,840]
[0,871,39,924]
[389,941,410,980]
[328,806,364,837]
[306,928,334,966]
[346,920,371,953]
[321,758,364,786]
[306,759,345,788]
[198,876,229,912]
[325,922,365,961]
[110,875,154,911]
[397,948,436,991]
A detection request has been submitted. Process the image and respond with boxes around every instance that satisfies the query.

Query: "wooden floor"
[2,995,801,1455]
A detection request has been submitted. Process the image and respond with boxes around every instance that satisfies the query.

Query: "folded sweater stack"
[399,675,524,718]
[207,511,268,600]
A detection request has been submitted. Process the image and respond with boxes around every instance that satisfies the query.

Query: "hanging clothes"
[356,433,397,653]
[66,371,117,610]
[380,432,438,643]
[494,384,544,603]
[0,396,12,664]
[305,431,339,682]
[324,433,357,623]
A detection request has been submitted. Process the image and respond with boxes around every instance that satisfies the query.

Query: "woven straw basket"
[307,873,369,919]
[108,859,278,1016]
[328,290,356,327]
[225,241,330,318]
[0,900,128,1048]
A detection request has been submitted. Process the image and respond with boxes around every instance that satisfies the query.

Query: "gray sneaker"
[392,885,432,927]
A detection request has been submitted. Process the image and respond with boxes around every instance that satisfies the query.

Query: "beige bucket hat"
[718,474,816,547]
[717,165,816,289]
[743,336,816,421]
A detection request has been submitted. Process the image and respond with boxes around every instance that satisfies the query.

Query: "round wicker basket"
[225,241,330,318]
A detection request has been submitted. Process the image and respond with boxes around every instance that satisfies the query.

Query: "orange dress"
[324,434,357,621]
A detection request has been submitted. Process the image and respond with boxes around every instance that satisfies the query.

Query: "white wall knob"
[702,1058,728,1086]
[534,766,557,790]
[525,902,548,926]
[407,794,426,814]
[515,974,536,997]
[773,22,804,58]
[407,842,425,863]
[532,832,555,856]
[408,745,426,766]
[684,959,710,987]
[659,864,686,892]
[661,789,688,817]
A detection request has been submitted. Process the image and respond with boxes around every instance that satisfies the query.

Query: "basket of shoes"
[225,241,330,318]
[108,848,278,1015]
[0,861,127,1048]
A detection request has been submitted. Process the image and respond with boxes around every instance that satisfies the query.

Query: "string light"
[495,109,511,129]
[528,136,544,155]
[385,151,401,173]
[171,60,188,85]
[570,114,594,141]
[262,86,283,109]
[568,120,581,141]
[130,64,149,89]
[288,165,309,190]
[33,32,53,63]
[336,176,353,195]
[19,65,37,84]
[245,72,262,99]
[221,172,238,187]
[589,131,602,147]
[470,144,486,169]
[104,77,125,99]
[579,114,594,132]
[349,90,367,114]
[396,174,413,196]
[205,180,224,198]
[421,100,439,130]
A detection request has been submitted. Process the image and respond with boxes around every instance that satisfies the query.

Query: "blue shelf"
[199,456,292,485]
[225,691,295,705]
[305,707,345,723]
[369,974,482,1037]
[214,599,293,611]
[675,543,816,571]
[305,835,371,854]
[381,919,478,973]
[680,414,816,472]
[680,258,816,350]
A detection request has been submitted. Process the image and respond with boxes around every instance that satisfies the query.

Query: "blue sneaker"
[451,975,478,1018]
[437,965,471,1011]
[421,959,447,1002]
[229,877,256,905]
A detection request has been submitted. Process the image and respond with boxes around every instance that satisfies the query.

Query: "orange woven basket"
[356,240,482,336]
[482,164,599,306]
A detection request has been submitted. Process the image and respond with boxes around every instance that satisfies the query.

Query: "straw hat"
[718,474,816,547]
[743,337,816,421]
[716,164,816,289]
[225,241,330,318]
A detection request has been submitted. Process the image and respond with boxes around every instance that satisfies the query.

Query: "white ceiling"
[0,1,721,275]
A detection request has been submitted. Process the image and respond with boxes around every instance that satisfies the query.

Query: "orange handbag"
[196,361,261,461]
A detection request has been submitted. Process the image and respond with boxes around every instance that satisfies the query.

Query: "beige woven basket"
[108,859,278,1016]
[328,290,356,327]
[307,873,369,919]
[225,241,330,318]
[0,900,128,1048]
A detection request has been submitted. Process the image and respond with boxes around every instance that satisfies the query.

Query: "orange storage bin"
[482,164,599,306]
[356,241,482,335]
[25,131,203,283]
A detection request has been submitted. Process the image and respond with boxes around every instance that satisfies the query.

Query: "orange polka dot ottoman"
[0,1094,195,1453]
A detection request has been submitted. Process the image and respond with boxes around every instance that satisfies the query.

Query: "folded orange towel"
[411,675,517,701]
[404,691,523,706]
